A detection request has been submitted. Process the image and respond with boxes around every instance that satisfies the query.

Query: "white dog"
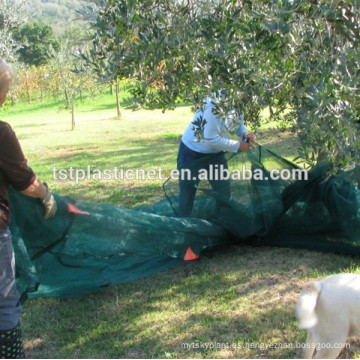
[295,273,360,359]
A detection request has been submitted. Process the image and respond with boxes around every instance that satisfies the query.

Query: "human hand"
[244,133,256,142]
[41,184,57,219]
[239,141,255,152]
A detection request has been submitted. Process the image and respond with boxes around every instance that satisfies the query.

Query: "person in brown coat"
[0,59,57,358]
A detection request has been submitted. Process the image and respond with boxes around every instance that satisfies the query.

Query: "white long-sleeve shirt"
[182,97,248,154]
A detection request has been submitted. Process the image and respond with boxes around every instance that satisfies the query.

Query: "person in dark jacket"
[0,59,57,359]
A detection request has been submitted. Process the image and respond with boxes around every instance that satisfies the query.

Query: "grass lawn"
[2,92,360,359]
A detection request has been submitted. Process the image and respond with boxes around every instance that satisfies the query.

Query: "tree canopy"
[12,22,60,66]
[86,0,360,169]
[0,0,28,62]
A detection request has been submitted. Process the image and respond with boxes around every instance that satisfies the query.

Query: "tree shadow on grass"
[22,245,360,359]
[3,100,65,117]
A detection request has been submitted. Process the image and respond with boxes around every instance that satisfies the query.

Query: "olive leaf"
[191,115,207,142]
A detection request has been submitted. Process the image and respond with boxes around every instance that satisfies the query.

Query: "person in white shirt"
[177,91,256,216]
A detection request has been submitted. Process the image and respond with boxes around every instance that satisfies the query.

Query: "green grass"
[2,93,360,359]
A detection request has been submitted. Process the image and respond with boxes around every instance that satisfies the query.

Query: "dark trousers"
[177,141,231,216]
[0,229,21,331]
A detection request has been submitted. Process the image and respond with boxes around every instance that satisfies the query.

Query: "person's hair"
[0,59,14,91]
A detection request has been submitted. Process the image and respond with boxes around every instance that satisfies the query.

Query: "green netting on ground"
[10,145,360,300]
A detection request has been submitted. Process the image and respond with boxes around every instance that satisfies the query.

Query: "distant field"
[2,92,359,359]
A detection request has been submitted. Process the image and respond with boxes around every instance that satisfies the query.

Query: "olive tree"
[86,0,360,169]
[0,0,28,62]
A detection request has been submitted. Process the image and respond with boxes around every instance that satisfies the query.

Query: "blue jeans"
[0,229,21,331]
[177,141,231,216]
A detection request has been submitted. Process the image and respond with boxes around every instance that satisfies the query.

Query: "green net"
[10,145,360,301]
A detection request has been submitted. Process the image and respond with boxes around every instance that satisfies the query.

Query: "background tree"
[12,22,60,66]
[49,35,105,129]
[81,1,137,118]
[86,0,359,170]
[0,0,28,62]
[23,0,88,35]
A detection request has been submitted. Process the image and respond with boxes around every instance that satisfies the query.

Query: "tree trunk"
[269,105,274,119]
[64,88,70,106]
[115,82,122,118]
[110,83,113,95]
[72,101,76,130]
[316,148,328,164]
[26,82,31,104]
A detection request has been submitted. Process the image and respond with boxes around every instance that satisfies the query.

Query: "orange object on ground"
[184,246,200,261]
